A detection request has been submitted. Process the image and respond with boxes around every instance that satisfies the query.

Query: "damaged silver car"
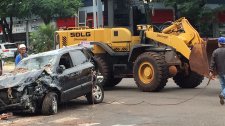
[0,46,104,115]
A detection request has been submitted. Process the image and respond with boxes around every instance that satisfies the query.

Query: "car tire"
[86,83,104,104]
[41,92,58,115]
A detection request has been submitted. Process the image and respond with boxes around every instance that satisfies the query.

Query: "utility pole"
[93,0,103,28]
[93,0,97,28]
[107,0,114,27]
[97,0,103,27]
[25,20,29,51]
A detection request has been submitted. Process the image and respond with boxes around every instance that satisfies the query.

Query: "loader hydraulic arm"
[161,17,203,46]
[144,17,209,77]
[144,17,204,59]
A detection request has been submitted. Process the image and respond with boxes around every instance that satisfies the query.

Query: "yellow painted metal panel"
[66,29,95,45]
[130,36,141,49]
[111,28,132,42]
[110,42,130,52]
[94,29,106,42]
[146,31,191,59]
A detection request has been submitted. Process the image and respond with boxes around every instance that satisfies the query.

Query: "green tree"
[164,0,225,37]
[30,24,56,53]
[0,0,30,42]
[29,0,82,25]
[0,0,82,42]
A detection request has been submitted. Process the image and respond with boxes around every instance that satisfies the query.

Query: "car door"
[69,50,94,94]
[58,52,82,102]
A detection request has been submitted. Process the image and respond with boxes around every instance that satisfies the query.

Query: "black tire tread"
[41,92,57,115]
[173,71,204,88]
[94,56,121,87]
[108,78,123,87]
[94,56,111,87]
[134,52,168,92]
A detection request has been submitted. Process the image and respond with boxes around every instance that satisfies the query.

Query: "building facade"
[0,17,47,43]
[1,0,225,43]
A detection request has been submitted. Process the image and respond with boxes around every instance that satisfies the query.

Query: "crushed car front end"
[0,69,58,113]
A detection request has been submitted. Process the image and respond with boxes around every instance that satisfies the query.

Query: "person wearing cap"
[210,37,225,105]
[15,44,28,65]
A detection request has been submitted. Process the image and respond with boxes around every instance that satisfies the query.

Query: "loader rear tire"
[94,56,112,87]
[134,52,168,92]
[173,71,204,88]
[109,78,123,87]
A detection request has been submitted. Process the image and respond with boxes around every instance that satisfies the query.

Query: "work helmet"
[19,44,26,49]
[218,37,225,44]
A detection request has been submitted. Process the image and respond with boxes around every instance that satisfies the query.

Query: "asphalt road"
[0,77,225,126]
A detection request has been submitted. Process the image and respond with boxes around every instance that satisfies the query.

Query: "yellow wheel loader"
[54,17,217,92]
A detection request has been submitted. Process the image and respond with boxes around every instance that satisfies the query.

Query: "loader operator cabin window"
[59,53,73,69]
[113,0,130,26]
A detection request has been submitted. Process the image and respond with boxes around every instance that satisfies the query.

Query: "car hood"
[0,69,44,90]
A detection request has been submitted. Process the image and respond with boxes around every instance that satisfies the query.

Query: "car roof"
[26,46,85,59]
[0,42,16,45]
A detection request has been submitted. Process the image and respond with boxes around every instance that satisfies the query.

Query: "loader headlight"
[138,26,142,30]
[142,25,147,30]
[137,25,147,30]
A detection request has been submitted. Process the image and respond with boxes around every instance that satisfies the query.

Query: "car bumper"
[0,95,40,113]
[0,102,25,112]
[2,52,15,58]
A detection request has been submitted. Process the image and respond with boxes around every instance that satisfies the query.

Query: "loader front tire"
[134,52,168,92]
[173,71,204,88]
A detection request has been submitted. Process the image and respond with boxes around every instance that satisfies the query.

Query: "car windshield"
[16,55,57,71]
[4,44,17,49]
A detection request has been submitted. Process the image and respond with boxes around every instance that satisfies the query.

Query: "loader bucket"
[189,39,218,77]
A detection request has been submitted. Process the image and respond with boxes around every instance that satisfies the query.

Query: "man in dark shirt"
[210,37,225,105]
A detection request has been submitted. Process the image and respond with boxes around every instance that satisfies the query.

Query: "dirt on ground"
[3,62,15,73]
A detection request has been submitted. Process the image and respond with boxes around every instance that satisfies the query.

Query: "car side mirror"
[56,65,65,74]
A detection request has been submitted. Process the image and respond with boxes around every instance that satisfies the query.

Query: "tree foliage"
[164,0,225,37]
[29,0,82,25]
[30,24,56,53]
[0,0,82,42]
[0,0,30,42]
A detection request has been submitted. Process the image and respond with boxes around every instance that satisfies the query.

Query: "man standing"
[210,37,225,105]
[15,44,28,65]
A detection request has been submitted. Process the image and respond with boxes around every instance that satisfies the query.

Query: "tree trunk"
[174,3,178,19]
[0,19,7,42]
[42,16,51,25]
[1,16,13,42]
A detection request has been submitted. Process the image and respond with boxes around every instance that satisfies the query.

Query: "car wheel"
[41,92,58,115]
[86,83,104,104]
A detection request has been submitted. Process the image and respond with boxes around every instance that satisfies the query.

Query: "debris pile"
[0,112,13,120]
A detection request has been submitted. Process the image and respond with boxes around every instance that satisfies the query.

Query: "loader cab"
[103,0,153,36]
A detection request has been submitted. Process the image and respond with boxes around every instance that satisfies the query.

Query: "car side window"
[59,53,73,69]
[70,50,88,66]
